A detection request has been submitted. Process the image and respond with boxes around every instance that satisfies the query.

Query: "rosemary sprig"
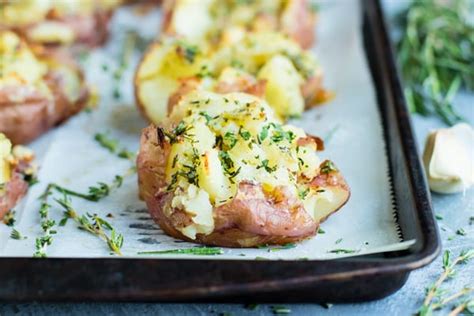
[34,184,56,258]
[55,194,123,256]
[418,249,474,316]
[138,247,223,256]
[397,0,474,125]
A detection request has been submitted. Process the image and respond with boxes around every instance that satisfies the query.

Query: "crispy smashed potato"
[135,32,326,123]
[0,133,36,219]
[0,31,89,144]
[162,0,316,49]
[137,91,349,247]
[0,0,122,47]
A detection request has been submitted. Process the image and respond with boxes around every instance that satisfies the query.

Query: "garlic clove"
[423,123,474,194]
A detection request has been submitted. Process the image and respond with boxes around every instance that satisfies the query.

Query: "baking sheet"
[0,1,413,260]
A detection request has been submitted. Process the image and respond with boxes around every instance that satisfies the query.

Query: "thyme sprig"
[50,175,124,202]
[138,247,223,256]
[34,184,56,258]
[418,249,474,316]
[94,133,136,161]
[397,0,474,125]
[55,194,124,256]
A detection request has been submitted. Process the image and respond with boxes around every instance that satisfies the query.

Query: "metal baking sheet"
[0,0,439,302]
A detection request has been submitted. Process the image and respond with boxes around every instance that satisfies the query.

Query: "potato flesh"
[0,32,48,88]
[258,54,304,119]
[162,91,344,238]
[0,135,13,185]
[136,33,321,124]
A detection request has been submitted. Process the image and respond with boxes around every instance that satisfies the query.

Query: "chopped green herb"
[177,41,200,63]
[138,247,223,256]
[320,160,338,174]
[298,188,310,200]
[318,228,325,234]
[223,132,238,149]
[335,238,343,244]
[272,305,291,315]
[268,243,297,252]
[244,303,259,310]
[94,133,118,153]
[435,214,443,220]
[238,127,251,140]
[328,249,357,254]
[258,159,277,173]
[10,228,26,240]
[456,228,467,236]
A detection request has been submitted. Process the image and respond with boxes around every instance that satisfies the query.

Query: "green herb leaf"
[138,247,223,256]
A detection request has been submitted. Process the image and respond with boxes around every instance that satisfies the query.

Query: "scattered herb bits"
[138,247,223,256]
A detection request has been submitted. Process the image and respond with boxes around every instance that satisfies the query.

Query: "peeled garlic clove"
[423,123,474,194]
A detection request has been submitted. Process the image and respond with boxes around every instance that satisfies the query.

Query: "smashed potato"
[0,0,122,47]
[135,32,326,123]
[0,31,90,144]
[0,133,36,219]
[137,91,349,247]
[162,0,316,49]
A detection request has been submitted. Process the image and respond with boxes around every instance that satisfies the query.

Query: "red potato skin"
[166,76,267,115]
[4,9,113,47]
[0,161,30,220]
[0,48,89,145]
[281,0,316,49]
[137,125,350,247]
[160,0,316,49]
[48,10,113,47]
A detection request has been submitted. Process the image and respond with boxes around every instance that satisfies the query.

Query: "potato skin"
[137,124,350,248]
[161,0,316,49]
[2,6,114,47]
[0,48,89,144]
[0,160,31,220]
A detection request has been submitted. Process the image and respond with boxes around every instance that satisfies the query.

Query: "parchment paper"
[0,1,414,260]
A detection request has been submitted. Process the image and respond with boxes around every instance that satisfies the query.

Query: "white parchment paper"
[0,1,414,259]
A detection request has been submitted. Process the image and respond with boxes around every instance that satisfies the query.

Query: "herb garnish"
[456,228,467,236]
[320,160,337,174]
[258,159,277,173]
[271,305,291,315]
[138,247,223,256]
[50,175,124,202]
[327,249,357,254]
[397,0,474,125]
[223,132,238,149]
[267,243,297,252]
[418,249,474,316]
[94,133,135,161]
[34,185,56,258]
[55,194,124,256]
[10,228,27,240]
[238,127,251,140]
[177,41,200,63]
